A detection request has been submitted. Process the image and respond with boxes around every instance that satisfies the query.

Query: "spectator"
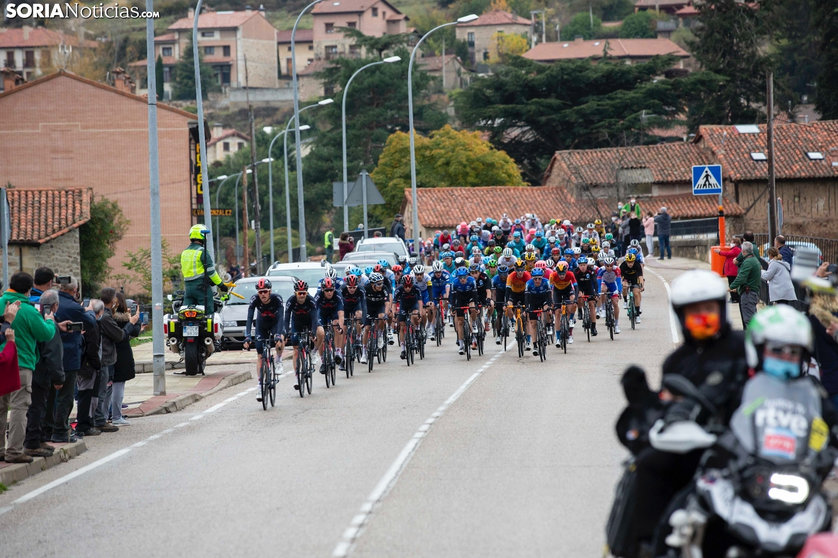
[774,235,794,266]
[324,227,335,264]
[76,299,103,437]
[628,210,643,244]
[111,293,142,426]
[338,232,354,261]
[654,207,672,259]
[0,272,60,463]
[0,301,20,396]
[743,230,755,244]
[24,290,64,457]
[619,212,631,254]
[642,211,656,257]
[49,275,91,443]
[390,213,406,241]
[809,292,838,408]
[762,247,797,306]
[29,266,55,304]
[714,237,742,303]
[729,241,761,327]
[621,197,642,219]
[95,288,138,432]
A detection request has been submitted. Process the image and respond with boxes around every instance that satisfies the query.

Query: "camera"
[66,322,84,332]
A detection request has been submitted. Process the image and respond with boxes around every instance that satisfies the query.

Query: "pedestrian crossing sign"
[692,165,722,195]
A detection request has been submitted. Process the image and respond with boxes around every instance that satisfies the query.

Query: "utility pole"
[244,54,262,275]
[242,167,250,276]
[766,72,777,242]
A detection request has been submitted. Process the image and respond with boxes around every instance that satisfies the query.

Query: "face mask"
[684,312,721,340]
[763,356,801,380]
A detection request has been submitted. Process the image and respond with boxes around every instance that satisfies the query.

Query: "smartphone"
[140,312,148,325]
[129,304,138,314]
[83,298,90,308]
[67,322,84,332]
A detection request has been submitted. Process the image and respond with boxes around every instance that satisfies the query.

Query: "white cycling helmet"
[603,256,615,265]
[630,239,640,247]
[326,265,337,279]
[547,236,557,243]
[525,243,535,252]
[413,264,425,275]
[587,258,596,266]
[573,247,581,255]
[432,260,444,272]
[472,246,481,254]
[563,220,571,226]
[345,264,357,276]
[745,305,813,373]
[602,241,610,249]
[502,248,513,258]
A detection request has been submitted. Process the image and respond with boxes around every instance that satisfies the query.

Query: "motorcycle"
[163,287,234,375]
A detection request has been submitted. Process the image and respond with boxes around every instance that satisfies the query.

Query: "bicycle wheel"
[330,345,337,386]
[324,342,332,389]
[418,325,426,360]
[381,331,388,362]
[629,294,636,330]
[296,350,306,398]
[464,320,472,361]
[561,315,568,354]
[477,323,484,356]
[269,359,276,407]
[260,358,269,410]
[435,314,443,347]
[368,331,375,373]
[346,336,354,378]
[585,306,591,343]
[305,353,313,394]
[537,321,545,362]
[516,317,524,358]
[607,304,615,341]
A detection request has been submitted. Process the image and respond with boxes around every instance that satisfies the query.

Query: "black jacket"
[113,312,141,383]
[390,220,406,241]
[33,328,65,389]
[99,308,132,366]
[79,311,101,380]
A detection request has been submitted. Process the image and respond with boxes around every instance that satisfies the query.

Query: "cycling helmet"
[502,248,513,258]
[525,243,535,252]
[603,256,615,266]
[470,235,479,242]
[486,259,497,268]
[397,256,408,265]
[547,236,557,244]
[625,253,636,262]
[602,241,610,249]
[497,265,509,274]
[487,238,496,246]
[455,267,469,277]
[256,278,272,290]
[413,264,425,275]
[514,259,525,269]
[188,224,209,240]
[524,252,536,262]
[535,230,544,238]
[346,275,359,287]
[556,261,569,272]
[322,277,335,290]
[345,265,357,276]
[513,231,522,238]
[442,243,451,251]
[468,263,481,273]
[586,223,595,229]
[564,249,574,256]
[493,246,503,254]
[472,246,481,255]
[373,264,383,273]
[454,257,466,267]
[557,229,566,236]
[605,233,614,241]
[326,266,337,279]
[378,259,391,269]
[628,248,639,256]
[443,251,454,259]
[492,225,500,232]
[531,268,544,277]
[594,219,602,226]
[573,247,581,255]
[545,258,555,268]
[551,247,562,255]
[630,239,640,247]
[563,220,571,226]
[392,264,403,273]
[369,272,384,284]
[402,275,414,288]
[432,260,444,272]
[534,260,547,269]
[364,266,374,276]
[294,280,308,293]
[577,258,588,266]
[587,258,596,266]
[592,246,601,254]
[575,226,583,234]
[408,257,418,266]
[745,305,813,375]
[582,238,590,245]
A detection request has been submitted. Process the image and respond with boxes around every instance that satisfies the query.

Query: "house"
[418,54,470,92]
[296,58,336,100]
[633,0,691,16]
[277,29,314,77]
[0,25,97,83]
[311,0,408,61]
[455,10,531,66]
[129,8,278,99]
[523,37,690,68]
[1,188,92,283]
[0,70,198,291]
[543,120,838,237]
[207,123,249,164]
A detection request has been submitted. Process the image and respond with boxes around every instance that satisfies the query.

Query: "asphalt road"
[0,261,689,557]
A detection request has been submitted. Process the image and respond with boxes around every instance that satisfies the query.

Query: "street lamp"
[292,0,339,261]
[213,173,234,265]
[284,98,333,263]
[234,169,253,265]
[341,56,401,233]
[408,14,477,254]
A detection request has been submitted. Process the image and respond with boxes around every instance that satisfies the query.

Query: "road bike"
[256,335,278,410]
[578,294,593,343]
[626,285,639,330]
[403,312,418,366]
[433,298,446,346]
[367,316,388,372]
[322,324,338,388]
[512,304,528,358]
[474,304,487,356]
[457,306,473,361]
[531,308,549,362]
[602,292,617,341]
[344,317,360,378]
[555,299,571,354]
[294,330,314,397]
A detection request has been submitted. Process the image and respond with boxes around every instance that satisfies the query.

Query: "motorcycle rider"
[620,269,749,555]
[180,224,228,310]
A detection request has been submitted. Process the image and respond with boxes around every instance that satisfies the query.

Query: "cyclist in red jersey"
[549,260,578,344]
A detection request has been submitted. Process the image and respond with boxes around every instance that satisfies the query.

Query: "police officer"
[180,224,228,309]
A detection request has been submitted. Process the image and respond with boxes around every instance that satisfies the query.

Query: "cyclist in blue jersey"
[429,261,451,340]
[525,267,551,355]
[449,267,477,356]
[597,257,623,334]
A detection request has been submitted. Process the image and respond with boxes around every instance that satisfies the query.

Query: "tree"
[766,0,820,115]
[562,12,602,40]
[172,38,218,101]
[155,54,165,100]
[489,32,529,64]
[620,11,656,38]
[814,1,838,118]
[117,239,181,300]
[688,0,771,124]
[371,125,525,220]
[79,197,128,296]
[455,55,725,182]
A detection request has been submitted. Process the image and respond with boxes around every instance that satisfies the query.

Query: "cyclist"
[575,258,599,337]
[505,259,531,333]
[532,230,547,254]
[320,265,344,290]
[584,222,600,245]
[523,250,537,272]
[525,267,551,355]
[485,258,498,280]
[497,247,517,269]
[429,261,451,340]
[315,277,345,372]
[600,241,616,261]
[412,265,433,338]
[466,234,483,254]
[392,264,405,286]
[469,247,485,269]
[506,230,526,256]
[243,278,285,401]
[620,253,644,323]
[492,264,510,344]
[394,275,424,359]
[597,257,623,334]
[534,260,552,281]
[469,262,492,345]
[562,249,577,272]
[284,280,320,389]
[449,267,477,356]
[579,237,592,258]
[549,260,578,345]
[341,274,367,363]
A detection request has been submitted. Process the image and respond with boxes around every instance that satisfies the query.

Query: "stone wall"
[1,229,81,286]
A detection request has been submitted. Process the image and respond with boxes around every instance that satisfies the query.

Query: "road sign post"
[693,164,725,247]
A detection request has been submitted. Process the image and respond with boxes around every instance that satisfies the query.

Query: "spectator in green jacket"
[729,241,762,328]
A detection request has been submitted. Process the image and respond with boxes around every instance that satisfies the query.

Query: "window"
[41,49,50,66]
[383,11,387,19]
[161,46,172,57]
[287,46,293,52]
[223,141,230,152]
[467,32,475,47]
[750,152,767,161]
[163,67,171,83]
[222,45,230,57]
[806,151,825,160]
[372,7,378,16]
[201,31,214,38]
[24,50,35,67]
[285,58,292,75]
[5,51,14,68]
[483,50,489,61]
[347,21,356,28]
[325,22,335,33]
[204,46,215,55]
[325,45,338,59]
[238,142,244,149]
[308,45,313,51]
[349,44,360,57]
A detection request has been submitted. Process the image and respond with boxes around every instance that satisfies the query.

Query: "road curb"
[134,357,255,373]
[125,369,252,417]
[0,440,88,487]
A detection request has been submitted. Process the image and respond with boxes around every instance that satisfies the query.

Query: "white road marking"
[644,266,680,345]
[332,348,507,558]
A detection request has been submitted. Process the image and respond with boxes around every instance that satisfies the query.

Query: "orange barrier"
[710,246,726,277]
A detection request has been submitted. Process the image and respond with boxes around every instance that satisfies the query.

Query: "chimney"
[111,67,135,93]
[187,7,194,19]
[1,68,24,92]
[22,25,31,41]
[211,122,224,138]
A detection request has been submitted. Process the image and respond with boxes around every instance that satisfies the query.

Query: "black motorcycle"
[164,290,225,376]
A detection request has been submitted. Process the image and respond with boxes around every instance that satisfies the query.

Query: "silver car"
[354,236,409,260]
[266,261,329,297]
[219,276,295,348]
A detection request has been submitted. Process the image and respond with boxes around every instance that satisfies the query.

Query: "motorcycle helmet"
[745,305,813,379]
[670,270,728,340]
[189,224,209,241]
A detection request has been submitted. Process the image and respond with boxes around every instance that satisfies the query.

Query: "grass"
[0,483,7,494]
[130,327,154,347]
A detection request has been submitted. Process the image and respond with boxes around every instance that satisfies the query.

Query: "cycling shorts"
[286,330,314,347]
[365,303,386,326]
[552,287,575,306]
[431,287,447,301]
[397,299,419,321]
[506,290,525,307]
[450,292,474,317]
[318,311,340,327]
[526,293,551,320]
[601,282,620,297]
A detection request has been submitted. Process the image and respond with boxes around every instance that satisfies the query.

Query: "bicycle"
[434,299,446,347]
[322,324,338,388]
[367,317,388,372]
[532,308,549,362]
[602,293,616,341]
[403,315,416,366]
[344,317,358,378]
[255,335,278,410]
[294,330,314,397]
[578,295,593,343]
[457,306,472,361]
[512,304,527,358]
[474,304,486,356]
[555,301,571,354]
[627,287,638,330]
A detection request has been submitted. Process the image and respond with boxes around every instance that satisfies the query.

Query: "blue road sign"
[692,164,722,195]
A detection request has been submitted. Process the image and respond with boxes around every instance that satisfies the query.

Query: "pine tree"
[172,39,218,101]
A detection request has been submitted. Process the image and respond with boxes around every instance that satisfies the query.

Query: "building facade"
[0,26,97,84]
[311,0,408,60]
[277,29,314,77]
[455,10,531,66]
[523,37,690,68]
[207,124,249,164]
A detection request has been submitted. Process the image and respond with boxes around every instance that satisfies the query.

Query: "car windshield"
[357,241,401,254]
[227,280,295,304]
[268,268,326,286]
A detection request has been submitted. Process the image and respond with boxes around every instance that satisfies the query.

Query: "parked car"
[219,276,295,348]
[354,236,409,260]
[340,250,398,266]
[266,261,328,297]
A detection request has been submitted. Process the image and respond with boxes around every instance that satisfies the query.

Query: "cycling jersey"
[496,255,517,268]
[575,268,599,297]
[549,270,578,292]
[364,283,389,308]
[315,290,344,326]
[430,270,451,300]
[506,271,531,294]
[471,272,490,304]
[506,239,526,256]
[597,267,623,295]
[524,278,551,317]
[340,284,367,316]
[393,286,422,320]
[442,261,456,274]
[492,274,508,304]
[284,295,319,333]
[449,276,476,316]
[619,261,643,286]
[245,293,285,346]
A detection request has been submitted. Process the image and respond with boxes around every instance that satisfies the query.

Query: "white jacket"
[761,259,796,302]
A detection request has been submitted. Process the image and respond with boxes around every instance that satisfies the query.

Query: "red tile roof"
[0,26,97,48]
[277,29,313,43]
[208,128,250,146]
[128,56,177,67]
[154,33,177,42]
[634,0,689,7]
[544,142,714,187]
[524,38,688,62]
[298,58,336,76]
[418,54,461,72]
[457,10,531,27]
[695,121,838,181]
[312,0,402,15]
[402,185,741,229]
[168,10,260,30]
[675,5,700,15]
[7,188,91,245]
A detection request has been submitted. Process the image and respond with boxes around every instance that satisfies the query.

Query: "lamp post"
[283,98,332,262]
[212,173,231,264]
[408,15,477,254]
[292,0,338,261]
[341,56,401,233]
[234,169,252,266]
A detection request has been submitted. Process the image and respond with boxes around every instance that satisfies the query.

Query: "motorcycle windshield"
[730,374,827,464]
